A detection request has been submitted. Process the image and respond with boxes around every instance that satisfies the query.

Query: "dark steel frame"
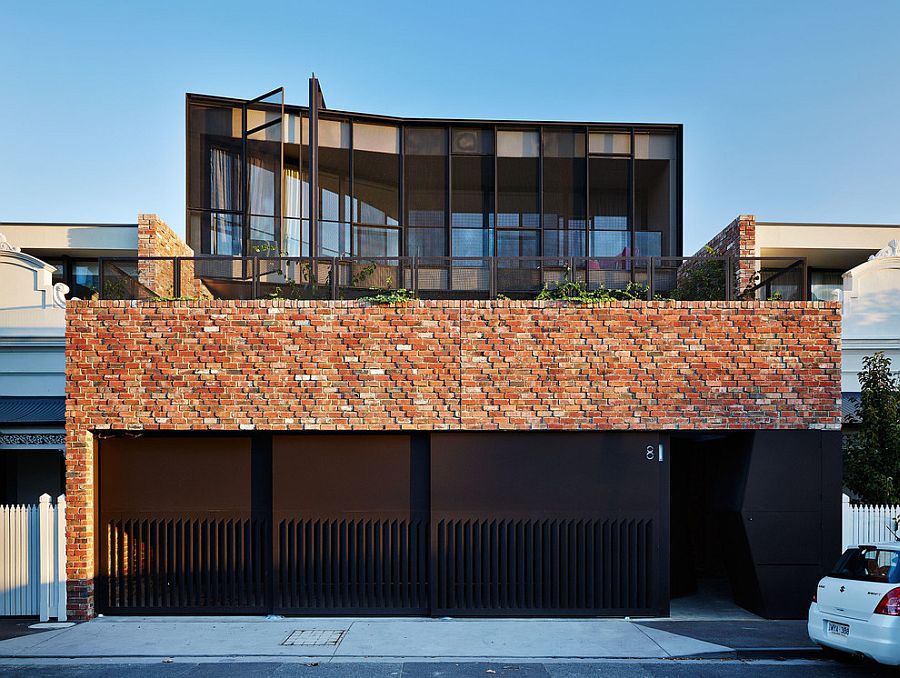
[186,83,684,263]
[95,254,809,301]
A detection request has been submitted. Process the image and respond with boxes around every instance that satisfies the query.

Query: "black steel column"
[628,127,635,282]
[309,75,321,259]
[242,105,250,256]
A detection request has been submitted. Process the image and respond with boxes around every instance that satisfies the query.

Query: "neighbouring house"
[61,79,841,623]
[0,217,203,505]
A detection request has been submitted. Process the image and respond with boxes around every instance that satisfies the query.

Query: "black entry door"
[272,434,430,614]
[98,436,268,614]
[430,432,669,616]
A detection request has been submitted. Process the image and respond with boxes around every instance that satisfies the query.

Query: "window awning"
[0,396,65,425]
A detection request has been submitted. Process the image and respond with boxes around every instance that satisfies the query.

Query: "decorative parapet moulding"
[869,239,899,260]
[0,232,21,253]
[52,283,69,309]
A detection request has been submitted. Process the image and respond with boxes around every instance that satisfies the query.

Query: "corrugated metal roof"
[0,397,65,424]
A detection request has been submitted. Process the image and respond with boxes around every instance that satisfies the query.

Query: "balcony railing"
[91,255,809,302]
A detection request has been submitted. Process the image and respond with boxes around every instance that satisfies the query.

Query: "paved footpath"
[0,659,893,677]
[0,617,733,661]
[0,616,890,675]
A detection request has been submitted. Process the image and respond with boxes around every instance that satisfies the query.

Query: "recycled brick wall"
[64,299,841,618]
[137,213,212,299]
[690,214,757,291]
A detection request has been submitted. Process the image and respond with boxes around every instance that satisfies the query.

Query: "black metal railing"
[91,254,809,302]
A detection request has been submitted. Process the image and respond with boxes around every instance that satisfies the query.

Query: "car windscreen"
[831,547,900,583]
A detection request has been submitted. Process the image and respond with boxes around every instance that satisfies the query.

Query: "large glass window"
[810,270,844,302]
[405,127,447,257]
[497,130,539,264]
[589,157,629,257]
[543,129,586,256]
[316,119,351,257]
[245,103,282,251]
[352,123,400,258]
[73,261,99,298]
[496,130,539,229]
[451,129,494,258]
[353,123,400,227]
[188,102,243,254]
[188,103,241,212]
[186,95,681,264]
[634,132,675,257]
[283,113,308,256]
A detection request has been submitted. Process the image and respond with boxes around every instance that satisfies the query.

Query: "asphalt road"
[0,659,894,677]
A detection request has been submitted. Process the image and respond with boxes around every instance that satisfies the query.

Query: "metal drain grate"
[282,629,347,647]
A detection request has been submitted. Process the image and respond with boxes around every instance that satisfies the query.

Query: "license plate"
[827,621,850,637]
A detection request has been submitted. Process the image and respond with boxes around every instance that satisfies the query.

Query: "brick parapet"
[137,214,212,299]
[691,214,758,291]
[64,298,841,618]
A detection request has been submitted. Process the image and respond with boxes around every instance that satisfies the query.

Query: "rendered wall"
[840,243,900,392]
[0,235,67,397]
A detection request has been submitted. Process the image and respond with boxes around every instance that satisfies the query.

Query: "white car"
[808,542,900,665]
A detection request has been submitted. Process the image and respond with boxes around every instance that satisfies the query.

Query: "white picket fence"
[842,494,900,551]
[0,494,67,621]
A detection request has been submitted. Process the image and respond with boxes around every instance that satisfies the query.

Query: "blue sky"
[1,0,898,252]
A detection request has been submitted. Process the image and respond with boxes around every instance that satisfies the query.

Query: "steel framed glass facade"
[186,91,683,260]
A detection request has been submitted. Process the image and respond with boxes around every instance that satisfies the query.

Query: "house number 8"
[646,445,655,460]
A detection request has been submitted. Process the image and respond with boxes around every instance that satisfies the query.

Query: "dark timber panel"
[430,432,669,616]
[98,436,267,614]
[272,434,430,614]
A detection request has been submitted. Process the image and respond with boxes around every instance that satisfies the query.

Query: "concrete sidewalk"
[0,617,735,662]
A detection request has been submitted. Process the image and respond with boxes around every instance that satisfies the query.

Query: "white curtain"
[284,168,307,256]
[209,149,240,255]
[210,148,238,210]
[285,168,303,218]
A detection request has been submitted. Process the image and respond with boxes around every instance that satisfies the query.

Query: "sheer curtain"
[210,148,241,255]
[284,168,307,256]
[249,159,275,244]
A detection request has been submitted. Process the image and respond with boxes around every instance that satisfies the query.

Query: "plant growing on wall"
[844,352,900,504]
[363,288,417,305]
[535,267,651,303]
[669,246,728,301]
[536,278,651,303]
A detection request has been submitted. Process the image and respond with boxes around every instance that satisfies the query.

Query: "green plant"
[363,288,417,305]
[99,278,130,300]
[152,296,202,302]
[495,293,510,301]
[253,243,286,255]
[844,352,900,504]
[669,246,729,301]
[536,269,650,303]
[266,279,305,300]
[352,263,377,287]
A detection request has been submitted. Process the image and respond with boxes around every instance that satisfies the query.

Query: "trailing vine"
[362,288,418,305]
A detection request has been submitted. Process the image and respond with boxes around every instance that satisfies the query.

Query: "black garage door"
[98,436,269,613]
[431,432,668,616]
[98,432,668,616]
[273,434,430,614]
